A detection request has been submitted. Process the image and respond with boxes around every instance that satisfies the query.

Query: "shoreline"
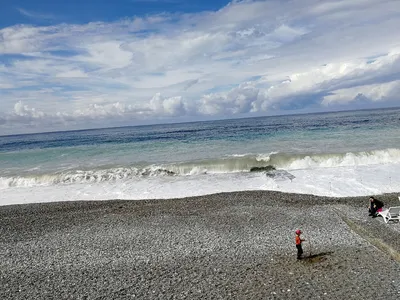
[1,189,399,208]
[1,190,400,299]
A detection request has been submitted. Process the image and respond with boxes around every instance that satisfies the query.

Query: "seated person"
[368,196,384,217]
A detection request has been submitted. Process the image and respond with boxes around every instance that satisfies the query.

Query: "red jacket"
[295,235,303,245]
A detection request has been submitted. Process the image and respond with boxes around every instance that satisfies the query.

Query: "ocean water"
[1,108,400,206]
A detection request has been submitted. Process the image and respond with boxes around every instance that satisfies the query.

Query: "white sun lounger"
[378,206,400,223]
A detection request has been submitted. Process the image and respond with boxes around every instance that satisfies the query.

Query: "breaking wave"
[1,148,399,188]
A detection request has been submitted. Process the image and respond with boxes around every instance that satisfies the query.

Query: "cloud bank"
[1,0,400,134]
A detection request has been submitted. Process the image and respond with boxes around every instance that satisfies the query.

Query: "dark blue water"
[1,107,399,153]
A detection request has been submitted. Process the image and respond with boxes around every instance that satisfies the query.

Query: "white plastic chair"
[378,206,400,223]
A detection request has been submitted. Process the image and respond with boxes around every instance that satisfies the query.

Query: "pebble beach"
[1,191,400,299]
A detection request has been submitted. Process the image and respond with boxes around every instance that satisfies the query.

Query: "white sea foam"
[1,162,399,206]
[1,148,399,191]
[277,149,400,170]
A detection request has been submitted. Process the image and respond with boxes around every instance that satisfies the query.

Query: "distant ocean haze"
[1,108,400,205]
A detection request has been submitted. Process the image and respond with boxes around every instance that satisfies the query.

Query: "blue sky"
[0,0,400,134]
[0,0,229,27]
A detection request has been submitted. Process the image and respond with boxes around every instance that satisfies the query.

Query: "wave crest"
[1,148,399,188]
[269,148,400,170]
[0,167,176,188]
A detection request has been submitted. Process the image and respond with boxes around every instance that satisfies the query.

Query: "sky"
[0,0,399,135]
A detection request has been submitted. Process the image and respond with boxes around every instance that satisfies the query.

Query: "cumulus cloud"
[1,94,189,132]
[0,0,400,134]
[322,80,400,105]
[14,101,45,118]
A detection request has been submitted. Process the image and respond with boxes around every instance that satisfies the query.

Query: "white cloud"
[77,41,134,69]
[55,69,87,78]
[14,101,45,118]
[0,0,400,134]
[0,26,44,53]
[149,93,186,116]
[322,80,400,105]
[310,0,373,15]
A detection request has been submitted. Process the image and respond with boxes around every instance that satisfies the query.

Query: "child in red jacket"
[295,229,305,259]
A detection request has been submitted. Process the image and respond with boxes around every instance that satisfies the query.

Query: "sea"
[1,108,400,206]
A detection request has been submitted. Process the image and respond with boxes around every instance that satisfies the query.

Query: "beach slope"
[1,191,400,299]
